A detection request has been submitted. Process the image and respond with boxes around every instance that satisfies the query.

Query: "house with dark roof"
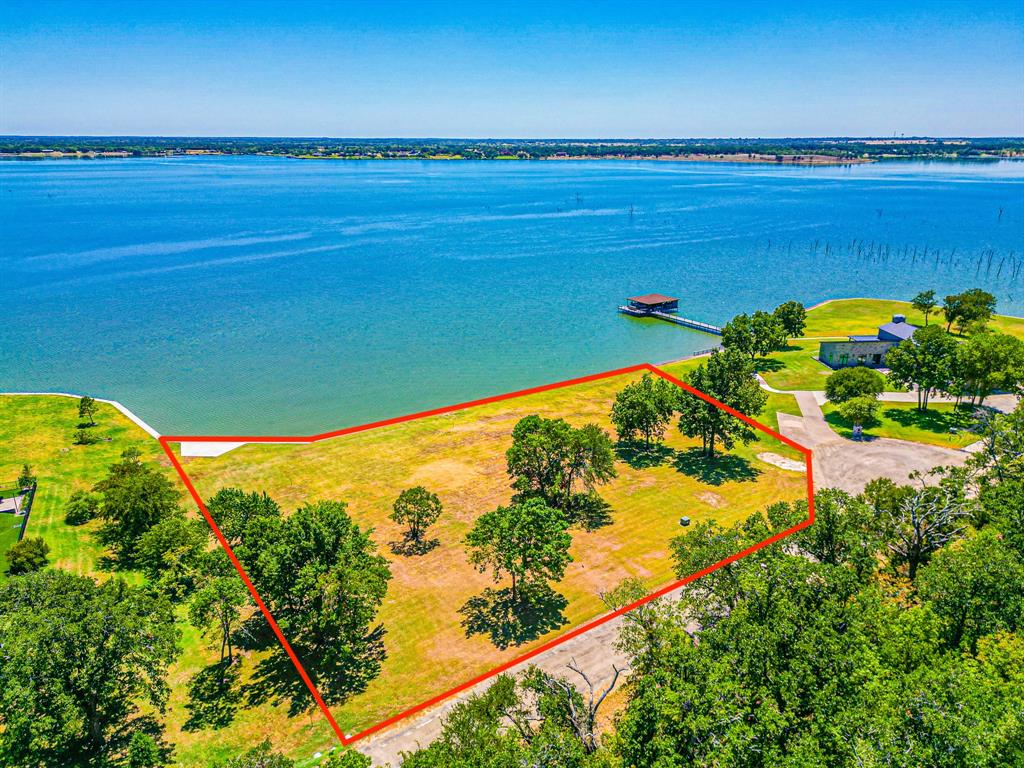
[818,314,918,369]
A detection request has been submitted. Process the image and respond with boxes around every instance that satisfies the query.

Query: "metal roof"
[627,293,678,305]
[878,321,917,341]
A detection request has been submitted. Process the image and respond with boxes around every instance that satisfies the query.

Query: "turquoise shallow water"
[1,157,1022,434]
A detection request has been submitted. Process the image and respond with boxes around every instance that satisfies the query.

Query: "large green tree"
[205,487,281,547]
[465,496,572,604]
[610,372,678,446]
[390,486,443,551]
[93,451,181,564]
[918,529,1024,653]
[136,512,211,600]
[824,365,886,403]
[722,310,787,359]
[505,416,616,509]
[4,536,50,575]
[676,347,767,456]
[245,500,391,674]
[0,570,178,767]
[943,288,997,334]
[885,325,959,410]
[773,300,807,338]
[950,330,1024,406]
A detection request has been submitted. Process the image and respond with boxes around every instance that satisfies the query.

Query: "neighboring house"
[819,314,918,369]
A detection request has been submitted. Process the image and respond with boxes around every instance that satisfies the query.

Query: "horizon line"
[3,134,1023,141]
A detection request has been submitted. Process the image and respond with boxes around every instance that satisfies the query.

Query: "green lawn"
[0,396,318,766]
[803,298,1024,339]
[0,516,22,574]
[754,298,1024,394]
[821,401,980,448]
[755,340,838,392]
[0,396,166,582]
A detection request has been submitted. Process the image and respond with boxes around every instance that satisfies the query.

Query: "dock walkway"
[618,305,723,335]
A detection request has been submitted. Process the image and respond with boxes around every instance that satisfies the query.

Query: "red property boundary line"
[159,362,815,747]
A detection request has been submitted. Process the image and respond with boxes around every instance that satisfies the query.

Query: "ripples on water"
[1,157,1021,433]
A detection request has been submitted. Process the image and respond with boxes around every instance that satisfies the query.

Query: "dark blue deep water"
[1,157,1021,433]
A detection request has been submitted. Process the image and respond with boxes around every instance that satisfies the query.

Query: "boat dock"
[618,293,723,336]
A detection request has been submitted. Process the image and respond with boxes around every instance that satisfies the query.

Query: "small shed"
[625,293,679,313]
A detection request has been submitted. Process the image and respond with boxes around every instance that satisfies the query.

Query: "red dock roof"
[627,293,678,305]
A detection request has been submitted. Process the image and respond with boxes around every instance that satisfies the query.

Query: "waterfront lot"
[176,368,807,742]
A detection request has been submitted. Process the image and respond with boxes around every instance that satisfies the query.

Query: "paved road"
[356,602,644,766]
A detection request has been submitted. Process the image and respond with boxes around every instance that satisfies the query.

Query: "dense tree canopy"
[206,487,281,546]
[773,300,807,338]
[4,535,50,575]
[242,499,391,681]
[885,325,959,410]
[943,288,997,334]
[64,489,100,525]
[824,365,886,403]
[0,570,179,767]
[136,511,211,599]
[721,310,788,359]
[950,330,1024,406]
[94,451,181,564]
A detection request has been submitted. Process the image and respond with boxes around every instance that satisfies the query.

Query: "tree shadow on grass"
[615,440,674,470]
[754,357,785,373]
[242,625,387,716]
[673,447,762,486]
[184,660,242,731]
[881,406,972,434]
[459,584,569,650]
[564,492,613,531]
[389,536,440,557]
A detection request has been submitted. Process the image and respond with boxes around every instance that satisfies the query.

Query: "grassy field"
[820,401,980,448]
[0,396,166,583]
[177,368,807,747]
[803,298,1024,338]
[756,340,839,392]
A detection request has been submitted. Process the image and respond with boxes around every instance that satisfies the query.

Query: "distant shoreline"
[288,152,874,165]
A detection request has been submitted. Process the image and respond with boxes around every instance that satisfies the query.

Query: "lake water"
[1,157,1022,434]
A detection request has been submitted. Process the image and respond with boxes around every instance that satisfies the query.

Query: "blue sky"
[2,0,1022,137]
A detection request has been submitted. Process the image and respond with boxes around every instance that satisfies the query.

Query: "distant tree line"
[4,136,1022,160]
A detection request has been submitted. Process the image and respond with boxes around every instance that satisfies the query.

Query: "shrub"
[64,490,100,525]
[5,536,50,575]
[825,366,886,403]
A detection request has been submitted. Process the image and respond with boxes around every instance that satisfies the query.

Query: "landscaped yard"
[755,340,839,392]
[0,516,22,576]
[820,401,982,449]
[0,396,168,582]
[175,368,807,746]
[753,299,1024,394]
[803,298,1024,339]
